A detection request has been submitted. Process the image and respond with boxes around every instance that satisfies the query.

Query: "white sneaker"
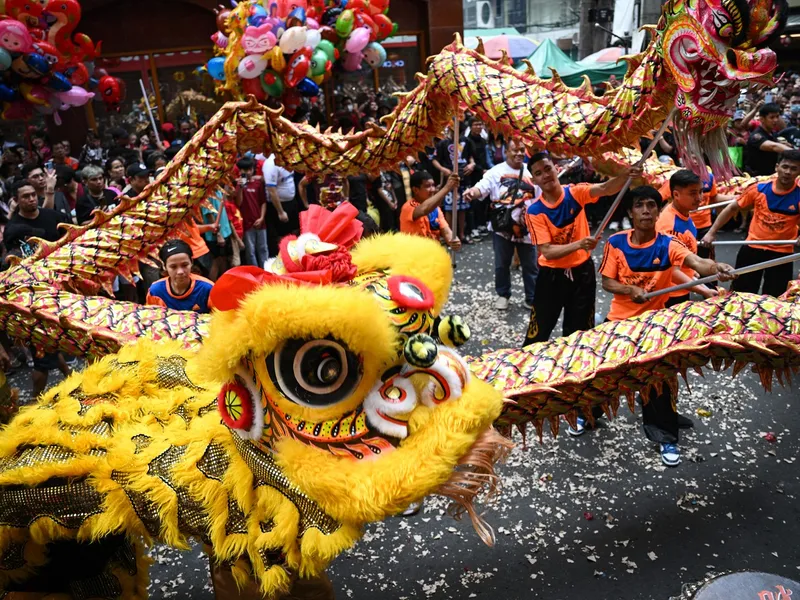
[660,443,681,467]
[494,296,509,310]
[609,221,620,231]
[622,217,632,229]
[471,229,481,237]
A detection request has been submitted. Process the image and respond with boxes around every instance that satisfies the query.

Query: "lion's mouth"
[436,427,514,547]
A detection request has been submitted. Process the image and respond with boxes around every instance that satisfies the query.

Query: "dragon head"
[659,0,788,176]
[198,203,508,541]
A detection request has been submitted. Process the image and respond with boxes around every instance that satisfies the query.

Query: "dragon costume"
[0,0,794,596]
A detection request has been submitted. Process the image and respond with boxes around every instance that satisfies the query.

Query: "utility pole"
[578,0,594,59]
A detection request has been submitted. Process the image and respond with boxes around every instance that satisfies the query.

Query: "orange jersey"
[656,203,698,297]
[657,176,718,229]
[600,231,692,321]
[400,201,443,240]
[738,179,800,253]
[525,183,598,269]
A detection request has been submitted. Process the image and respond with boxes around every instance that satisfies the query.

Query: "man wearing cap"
[123,163,151,198]
[146,240,214,314]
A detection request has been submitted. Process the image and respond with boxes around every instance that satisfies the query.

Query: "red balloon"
[284,47,312,88]
[347,0,369,10]
[242,76,267,100]
[372,13,393,41]
[367,0,388,16]
[32,41,66,71]
[354,12,378,41]
[98,75,124,111]
[68,62,89,86]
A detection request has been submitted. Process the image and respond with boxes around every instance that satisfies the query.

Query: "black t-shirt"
[462,133,489,185]
[744,126,780,176]
[778,126,800,149]
[347,174,369,212]
[52,191,73,221]
[76,189,120,224]
[4,208,69,256]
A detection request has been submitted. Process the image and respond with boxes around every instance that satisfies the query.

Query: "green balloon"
[310,49,329,77]
[260,69,284,98]
[335,9,354,37]
[317,40,337,63]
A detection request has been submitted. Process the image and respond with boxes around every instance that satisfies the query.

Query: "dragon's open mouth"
[692,63,740,114]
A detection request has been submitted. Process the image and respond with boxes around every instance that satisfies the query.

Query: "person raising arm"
[399,171,461,250]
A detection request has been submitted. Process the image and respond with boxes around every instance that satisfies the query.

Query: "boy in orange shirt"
[658,170,733,261]
[523,152,642,345]
[701,150,800,296]
[591,186,734,466]
[399,171,461,250]
[656,170,721,304]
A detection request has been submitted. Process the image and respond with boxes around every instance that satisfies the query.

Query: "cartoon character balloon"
[0,7,104,121]
[0,20,33,54]
[242,24,277,54]
[209,0,397,106]
[97,75,124,112]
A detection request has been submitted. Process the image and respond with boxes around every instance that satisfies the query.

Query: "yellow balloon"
[269,47,286,72]
[312,74,325,85]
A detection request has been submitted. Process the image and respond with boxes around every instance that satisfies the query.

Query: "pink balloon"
[342,51,364,72]
[345,27,370,54]
[55,86,95,107]
[242,24,277,54]
[0,20,33,54]
[306,17,319,30]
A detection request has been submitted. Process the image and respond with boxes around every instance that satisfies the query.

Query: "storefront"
[43,0,463,147]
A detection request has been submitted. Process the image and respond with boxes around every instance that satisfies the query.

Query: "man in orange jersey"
[658,170,734,262]
[656,170,723,304]
[701,150,800,296]
[585,186,735,466]
[522,152,642,346]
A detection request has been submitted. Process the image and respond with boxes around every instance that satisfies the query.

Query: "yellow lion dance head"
[200,203,509,541]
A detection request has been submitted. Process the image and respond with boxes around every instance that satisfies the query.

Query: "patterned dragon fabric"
[0,0,795,596]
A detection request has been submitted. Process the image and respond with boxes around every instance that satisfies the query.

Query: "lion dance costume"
[0,0,797,597]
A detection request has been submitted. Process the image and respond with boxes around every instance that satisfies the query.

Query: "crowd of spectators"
[1,74,799,394]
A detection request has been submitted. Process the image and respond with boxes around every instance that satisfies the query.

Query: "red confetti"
[583,512,594,521]
[765,432,777,443]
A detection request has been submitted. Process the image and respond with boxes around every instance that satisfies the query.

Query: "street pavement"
[6,231,800,599]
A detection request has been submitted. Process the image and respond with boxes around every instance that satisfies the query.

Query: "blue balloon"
[23,53,50,76]
[287,7,307,26]
[0,84,18,102]
[207,57,226,81]
[248,5,267,26]
[296,77,320,97]
[0,48,11,71]
[46,72,72,92]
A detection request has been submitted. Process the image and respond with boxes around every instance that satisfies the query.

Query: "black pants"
[638,293,687,444]
[266,200,301,257]
[524,258,596,346]
[731,245,794,297]
[373,198,397,233]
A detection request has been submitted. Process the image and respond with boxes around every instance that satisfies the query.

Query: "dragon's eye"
[267,338,362,407]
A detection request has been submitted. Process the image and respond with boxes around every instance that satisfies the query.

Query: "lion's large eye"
[267,338,362,407]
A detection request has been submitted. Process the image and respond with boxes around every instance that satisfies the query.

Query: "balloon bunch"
[206,0,396,111]
[0,0,120,122]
